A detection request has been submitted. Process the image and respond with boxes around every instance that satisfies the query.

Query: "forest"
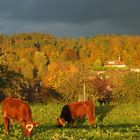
[0,33,140,104]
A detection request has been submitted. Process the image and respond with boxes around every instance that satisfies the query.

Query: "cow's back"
[2,97,32,122]
[68,100,94,118]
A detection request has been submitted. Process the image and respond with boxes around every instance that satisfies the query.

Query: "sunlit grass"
[0,102,140,139]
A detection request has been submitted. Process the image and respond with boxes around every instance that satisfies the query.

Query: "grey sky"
[0,0,140,36]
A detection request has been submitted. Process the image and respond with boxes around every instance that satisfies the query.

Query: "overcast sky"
[0,0,140,37]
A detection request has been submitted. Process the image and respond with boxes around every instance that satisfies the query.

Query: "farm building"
[130,68,140,73]
[105,60,126,68]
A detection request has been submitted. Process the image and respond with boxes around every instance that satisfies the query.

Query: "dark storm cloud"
[0,0,140,36]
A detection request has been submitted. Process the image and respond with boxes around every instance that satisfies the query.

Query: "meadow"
[0,102,140,140]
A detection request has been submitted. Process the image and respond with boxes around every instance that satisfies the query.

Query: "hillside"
[0,33,140,103]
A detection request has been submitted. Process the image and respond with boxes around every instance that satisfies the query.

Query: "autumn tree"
[42,61,78,97]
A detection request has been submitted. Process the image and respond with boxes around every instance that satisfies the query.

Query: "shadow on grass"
[35,122,140,133]
[86,123,140,140]
[99,123,140,132]
[35,122,95,133]
[35,123,57,133]
[95,105,115,122]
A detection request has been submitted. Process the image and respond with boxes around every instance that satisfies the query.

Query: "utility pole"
[118,47,121,62]
[83,81,86,101]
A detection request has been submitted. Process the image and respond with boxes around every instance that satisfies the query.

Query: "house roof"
[104,60,126,67]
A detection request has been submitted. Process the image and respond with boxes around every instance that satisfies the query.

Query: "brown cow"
[56,100,96,127]
[2,97,39,137]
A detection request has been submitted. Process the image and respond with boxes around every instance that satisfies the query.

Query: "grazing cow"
[2,97,39,137]
[56,100,96,127]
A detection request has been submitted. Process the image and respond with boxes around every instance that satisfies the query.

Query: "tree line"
[0,33,140,103]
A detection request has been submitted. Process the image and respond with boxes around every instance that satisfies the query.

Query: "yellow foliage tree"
[42,61,78,90]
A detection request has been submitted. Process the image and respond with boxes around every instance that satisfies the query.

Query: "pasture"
[0,103,140,140]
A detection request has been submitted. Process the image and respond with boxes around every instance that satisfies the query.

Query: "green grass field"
[0,103,140,140]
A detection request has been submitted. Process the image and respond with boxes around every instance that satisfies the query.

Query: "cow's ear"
[33,122,39,127]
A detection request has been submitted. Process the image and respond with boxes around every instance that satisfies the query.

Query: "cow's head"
[22,122,39,137]
[56,118,65,127]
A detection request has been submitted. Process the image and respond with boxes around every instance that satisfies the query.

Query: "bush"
[0,64,24,98]
[113,73,140,104]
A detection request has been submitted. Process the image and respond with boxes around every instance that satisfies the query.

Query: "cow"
[56,100,96,128]
[2,97,39,137]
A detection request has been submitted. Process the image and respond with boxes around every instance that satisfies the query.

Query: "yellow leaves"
[42,62,78,89]
[33,51,47,66]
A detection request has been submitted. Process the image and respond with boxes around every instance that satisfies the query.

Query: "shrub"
[0,64,23,98]
[113,73,140,104]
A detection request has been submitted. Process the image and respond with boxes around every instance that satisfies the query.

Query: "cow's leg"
[87,114,96,127]
[73,121,77,128]
[4,117,9,135]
